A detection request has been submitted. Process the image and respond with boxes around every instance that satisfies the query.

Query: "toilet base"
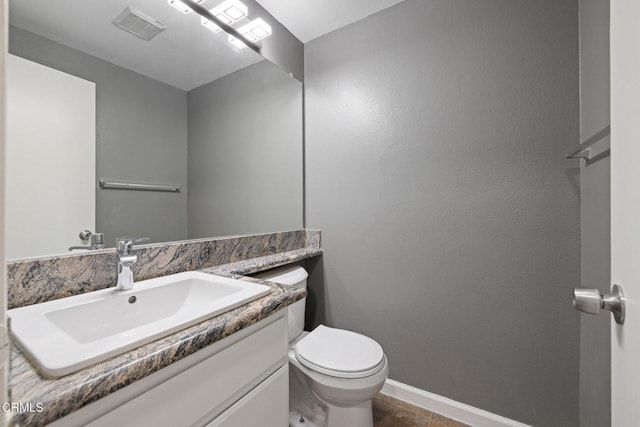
[290,396,375,427]
[289,361,327,427]
[324,400,373,427]
[289,409,322,427]
[290,361,377,427]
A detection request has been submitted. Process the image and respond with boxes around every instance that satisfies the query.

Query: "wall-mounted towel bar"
[98,180,181,193]
[565,125,610,160]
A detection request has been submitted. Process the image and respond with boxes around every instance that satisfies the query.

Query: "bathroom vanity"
[51,314,289,427]
[7,230,322,426]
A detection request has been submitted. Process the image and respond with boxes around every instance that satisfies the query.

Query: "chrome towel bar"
[98,180,181,193]
[565,125,610,160]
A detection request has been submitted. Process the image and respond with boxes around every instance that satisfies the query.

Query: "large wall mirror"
[6,0,303,260]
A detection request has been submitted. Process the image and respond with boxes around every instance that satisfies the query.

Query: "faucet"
[69,233,107,251]
[115,237,149,291]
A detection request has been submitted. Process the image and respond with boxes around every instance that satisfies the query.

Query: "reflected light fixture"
[168,0,204,14]
[201,0,248,33]
[228,18,272,49]
[201,17,222,33]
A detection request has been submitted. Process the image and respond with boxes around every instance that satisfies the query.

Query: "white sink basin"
[9,271,271,377]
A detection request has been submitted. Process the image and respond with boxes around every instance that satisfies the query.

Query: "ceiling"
[256,0,407,43]
[9,0,263,91]
[9,0,408,90]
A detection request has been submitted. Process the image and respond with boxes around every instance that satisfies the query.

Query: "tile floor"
[372,393,470,427]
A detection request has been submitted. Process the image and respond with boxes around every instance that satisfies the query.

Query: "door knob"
[573,284,625,325]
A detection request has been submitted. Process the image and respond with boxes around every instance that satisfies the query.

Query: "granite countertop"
[9,248,322,426]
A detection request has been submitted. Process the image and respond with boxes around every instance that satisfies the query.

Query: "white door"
[6,54,95,259]
[1,0,9,424]
[610,1,640,425]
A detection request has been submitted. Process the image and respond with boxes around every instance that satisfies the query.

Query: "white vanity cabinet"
[51,313,288,427]
[206,365,288,427]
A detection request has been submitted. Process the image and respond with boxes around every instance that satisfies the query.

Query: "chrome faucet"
[69,233,107,252]
[115,237,149,291]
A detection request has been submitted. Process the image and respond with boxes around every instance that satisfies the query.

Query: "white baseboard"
[381,379,530,427]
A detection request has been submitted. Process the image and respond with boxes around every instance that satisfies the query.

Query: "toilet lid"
[293,325,385,378]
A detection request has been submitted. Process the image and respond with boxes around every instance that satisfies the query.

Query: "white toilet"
[254,265,388,427]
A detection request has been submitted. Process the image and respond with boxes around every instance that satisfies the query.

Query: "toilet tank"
[253,265,308,343]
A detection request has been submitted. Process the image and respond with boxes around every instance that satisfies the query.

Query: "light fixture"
[168,0,204,15]
[201,17,222,33]
[228,35,247,49]
[211,0,248,24]
[201,0,248,34]
[227,17,272,49]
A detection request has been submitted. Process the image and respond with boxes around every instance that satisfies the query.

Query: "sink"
[8,271,271,377]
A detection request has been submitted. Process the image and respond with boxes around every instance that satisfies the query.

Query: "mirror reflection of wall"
[6,1,303,260]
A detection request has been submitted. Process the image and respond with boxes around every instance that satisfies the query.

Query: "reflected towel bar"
[565,125,610,160]
[98,180,181,193]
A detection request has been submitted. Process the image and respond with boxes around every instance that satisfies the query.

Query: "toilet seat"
[293,325,385,379]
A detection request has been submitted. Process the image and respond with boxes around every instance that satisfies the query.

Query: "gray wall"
[304,1,581,425]
[9,27,188,247]
[187,60,303,238]
[578,0,611,426]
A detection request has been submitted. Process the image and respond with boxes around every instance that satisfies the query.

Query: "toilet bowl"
[254,265,388,427]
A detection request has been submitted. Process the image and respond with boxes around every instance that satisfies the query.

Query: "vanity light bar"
[213,0,248,23]
[168,0,204,15]
[228,18,272,49]
[201,0,248,33]
[228,35,246,49]
[201,17,222,33]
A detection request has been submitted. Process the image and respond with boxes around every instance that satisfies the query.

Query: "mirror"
[6,0,303,260]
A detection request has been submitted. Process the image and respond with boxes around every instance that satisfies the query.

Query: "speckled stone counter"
[8,245,321,426]
[8,229,321,309]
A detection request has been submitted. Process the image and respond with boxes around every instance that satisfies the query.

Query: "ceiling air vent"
[113,7,166,41]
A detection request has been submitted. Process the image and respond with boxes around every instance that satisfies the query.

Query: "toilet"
[254,265,388,427]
